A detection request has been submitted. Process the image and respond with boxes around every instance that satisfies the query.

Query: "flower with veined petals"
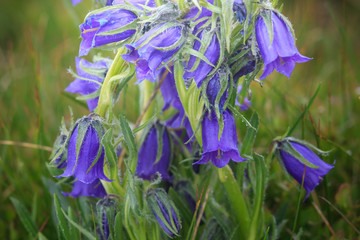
[57,115,112,184]
[136,124,172,181]
[277,139,334,199]
[79,8,137,56]
[255,11,311,80]
[195,110,247,168]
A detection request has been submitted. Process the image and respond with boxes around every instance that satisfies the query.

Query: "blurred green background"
[0,0,359,239]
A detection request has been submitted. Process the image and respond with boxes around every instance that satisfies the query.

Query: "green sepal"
[261,10,274,45]
[101,129,118,180]
[279,141,319,169]
[174,61,204,146]
[240,112,259,158]
[76,87,101,101]
[136,22,182,49]
[146,189,181,237]
[248,153,266,240]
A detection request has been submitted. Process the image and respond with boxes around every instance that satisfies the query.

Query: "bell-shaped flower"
[184,29,221,88]
[63,179,107,198]
[79,7,137,56]
[195,110,247,168]
[123,22,186,83]
[136,124,172,181]
[146,188,181,237]
[235,86,251,111]
[255,11,311,80]
[57,115,112,184]
[66,57,111,112]
[277,139,334,199]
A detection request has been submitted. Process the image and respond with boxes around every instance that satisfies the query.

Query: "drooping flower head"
[57,114,112,184]
[255,10,311,80]
[146,188,181,237]
[66,57,111,112]
[63,179,107,198]
[79,7,138,56]
[277,138,334,199]
[195,110,247,168]
[136,123,172,181]
[184,27,221,88]
[123,20,188,83]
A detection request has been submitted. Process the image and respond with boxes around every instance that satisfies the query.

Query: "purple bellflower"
[184,29,221,88]
[146,189,181,237]
[123,23,186,83]
[79,8,137,56]
[235,86,251,111]
[66,57,110,112]
[57,116,112,184]
[255,11,311,80]
[195,110,247,168]
[63,179,107,198]
[136,124,172,181]
[278,139,334,199]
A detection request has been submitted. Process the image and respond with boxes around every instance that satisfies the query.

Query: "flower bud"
[57,114,112,184]
[96,197,118,240]
[146,188,181,237]
[277,138,334,199]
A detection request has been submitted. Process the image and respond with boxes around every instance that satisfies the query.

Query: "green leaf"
[102,129,118,179]
[10,197,38,238]
[60,208,97,240]
[119,115,137,172]
[68,207,80,240]
[240,112,259,157]
[114,212,124,240]
[248,153,266,240]
[217,166,250,238]
[54,194,71,239]
[262,11,274,45]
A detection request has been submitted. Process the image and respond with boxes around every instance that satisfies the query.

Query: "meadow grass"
[0,0,359,239]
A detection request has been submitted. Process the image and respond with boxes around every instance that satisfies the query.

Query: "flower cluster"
[47,0,334,239]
